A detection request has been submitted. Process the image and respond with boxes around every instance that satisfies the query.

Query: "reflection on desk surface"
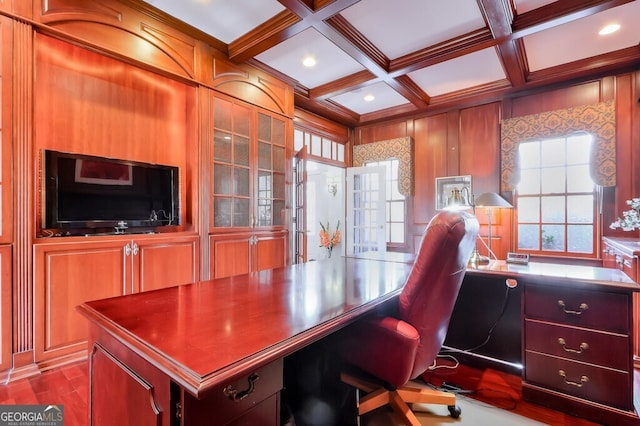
[470,260,637,285]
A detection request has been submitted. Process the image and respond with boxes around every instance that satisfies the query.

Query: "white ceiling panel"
[330,82,410,115]
[523,1,640,72]
[408,47,506,97]
[143,0,285,43]
[340,0,485,60]
[256,28,366,89]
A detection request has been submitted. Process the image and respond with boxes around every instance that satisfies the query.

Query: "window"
[516,133,597,257]
[365,159,405,245]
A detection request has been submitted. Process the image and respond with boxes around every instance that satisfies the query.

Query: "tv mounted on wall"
[42,150,180,236]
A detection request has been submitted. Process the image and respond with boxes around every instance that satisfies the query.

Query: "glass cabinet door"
[212,97,251,228]
[257,112,286,227]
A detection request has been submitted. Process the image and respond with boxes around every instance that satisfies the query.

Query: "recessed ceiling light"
[363,94,375,102]
[599,23,621,35]
[302,56,316,67]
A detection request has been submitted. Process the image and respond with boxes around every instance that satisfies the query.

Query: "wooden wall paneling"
[12,18,35,375]
[510,80,602,118]
[201,46,294,117]
[33,33,196,233]
[0,0,31,16]
[34,0,198,79]
[459,102,502,194]
[446,111,460,176]
[356,119,408,145]
[0,15,13,244]
[413,114,448,225]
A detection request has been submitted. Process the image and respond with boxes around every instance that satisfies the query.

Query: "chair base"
[340,372,460,425]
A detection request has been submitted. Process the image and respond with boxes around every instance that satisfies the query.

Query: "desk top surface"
[77,253,638,398]
[78,256,413,398]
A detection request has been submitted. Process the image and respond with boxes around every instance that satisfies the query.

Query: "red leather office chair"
[340,210,479,425]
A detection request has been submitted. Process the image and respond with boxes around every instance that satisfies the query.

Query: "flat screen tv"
[42,150,180,235]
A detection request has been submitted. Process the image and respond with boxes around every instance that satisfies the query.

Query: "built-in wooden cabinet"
[210,232,287,279]
[34,235,199,365]
[208,92,290,278]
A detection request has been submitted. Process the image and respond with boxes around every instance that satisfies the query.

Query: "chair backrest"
[398,210,479,379]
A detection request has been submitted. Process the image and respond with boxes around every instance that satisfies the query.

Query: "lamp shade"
[474,192,512,208]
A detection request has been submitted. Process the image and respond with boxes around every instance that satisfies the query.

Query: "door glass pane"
[234,105,250,136]
[234,136,250,166]
[273,173,285,199]
[233,198,250,227]
[214,131,232,162]
[273,118,285,146]
[273,146,285,172]
[214,165,232,195]
[258,113,271,141]
[259,142,271,169]
[213,197,231,227]
[235,167,250,197]
[214,99,232,131]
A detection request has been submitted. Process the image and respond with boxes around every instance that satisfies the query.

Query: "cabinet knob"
[124,243,132,256]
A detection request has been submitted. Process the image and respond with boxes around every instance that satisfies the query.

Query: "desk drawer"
[182,358,283,425]
[525,351,632,410]
[525,286,629,333]
[525,320,629,371]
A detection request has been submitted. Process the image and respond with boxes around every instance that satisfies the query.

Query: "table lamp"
[473,192,513,262]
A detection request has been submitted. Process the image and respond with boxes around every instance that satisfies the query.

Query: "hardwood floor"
[0,359,627,425]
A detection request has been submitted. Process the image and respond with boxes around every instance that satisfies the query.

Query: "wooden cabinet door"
[210,234,251,279]
[135,235,199,293]
[254,233,287,273]
[34,240,127,363]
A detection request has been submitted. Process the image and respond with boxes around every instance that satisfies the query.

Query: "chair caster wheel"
[448,405,461,418]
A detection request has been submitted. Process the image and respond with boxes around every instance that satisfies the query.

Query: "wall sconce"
[327,176,339,197]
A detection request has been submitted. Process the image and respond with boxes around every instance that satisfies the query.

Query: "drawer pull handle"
[557,300,588,315]
[223,373,259,402]
[557,338,589,354]
[558,370,589,388]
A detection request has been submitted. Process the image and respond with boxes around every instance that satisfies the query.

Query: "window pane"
[541,167,565,194]
[567,195,593,223]
[389,201,404,222]
[518,169,540,194]
[541,225,565,251]
[567,134,592,164]
[541,196,565,223]
[518,224,539,250]
[567,165,594,192]
[389,223,405,244]
[541,138,565,166]
[519,142,540,168]
[517,198,539,222]
[568,225,593,254]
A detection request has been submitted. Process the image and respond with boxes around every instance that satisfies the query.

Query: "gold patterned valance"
[501,100,616,191]
[353,137,414,196]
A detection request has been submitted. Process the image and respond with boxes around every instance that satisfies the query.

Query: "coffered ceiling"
[135,0,640,126]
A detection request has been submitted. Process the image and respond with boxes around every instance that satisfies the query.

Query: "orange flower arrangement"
[319,220,341,258]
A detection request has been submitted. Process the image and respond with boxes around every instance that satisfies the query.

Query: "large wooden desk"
[77,256,413,425]
[78,255,640,425]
